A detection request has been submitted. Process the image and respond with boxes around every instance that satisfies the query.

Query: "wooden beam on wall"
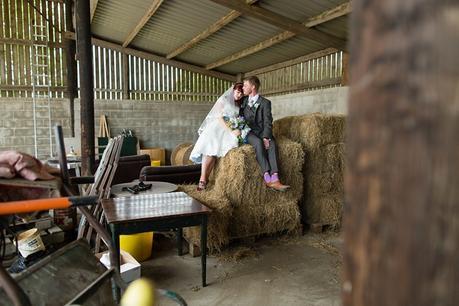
[344,0,459,305]
[122,0,164,47]
[340,52,349,85]
[166,0,258,59]
[262,78,341,96]
[90,0,98,22]
[0,37,65,48]
[210,0,345,48]
[65,32,237,81]
[206,2,350,70]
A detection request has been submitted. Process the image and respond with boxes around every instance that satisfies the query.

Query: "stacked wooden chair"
[54,125,124,252]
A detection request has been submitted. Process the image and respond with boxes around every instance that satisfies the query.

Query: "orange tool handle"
[0,196,98,215]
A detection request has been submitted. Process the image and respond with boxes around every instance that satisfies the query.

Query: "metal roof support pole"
[76,0,95,175]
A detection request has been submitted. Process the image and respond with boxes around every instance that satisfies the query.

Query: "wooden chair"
[54,125,124,252]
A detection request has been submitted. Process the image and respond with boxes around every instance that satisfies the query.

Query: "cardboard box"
[140,147,166,165]
[96,250,141,284]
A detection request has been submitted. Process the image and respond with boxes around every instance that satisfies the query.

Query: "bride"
[190,83,249,191]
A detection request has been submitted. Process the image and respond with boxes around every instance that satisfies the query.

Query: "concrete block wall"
[0,98,71,158]
[269,86,348,120]
[75,99,212,162]
[0,87,348,160]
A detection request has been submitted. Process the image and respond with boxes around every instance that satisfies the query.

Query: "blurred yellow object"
[121,278,155,306]
[120,232,154,262]
[151,160,161,166]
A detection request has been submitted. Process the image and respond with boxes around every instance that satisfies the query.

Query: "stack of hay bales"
[179,185,233,252]
[181,137,304,252]
[273,113,345,228]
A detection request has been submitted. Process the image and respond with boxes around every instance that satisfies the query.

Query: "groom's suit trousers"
[247,132,279,174]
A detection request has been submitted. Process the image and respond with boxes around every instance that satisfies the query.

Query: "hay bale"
[304,194,343,226]
[229,199,301,239]
[305,172,344,196]
[179,137,304,250]
[211,137,304,208]
[273,113,345,150]
[171,143,194,165]
[304,143,345,175]
[273,114,346,228]
[178,185,232,252]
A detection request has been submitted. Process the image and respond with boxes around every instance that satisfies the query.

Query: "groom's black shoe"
[267,180,290,192]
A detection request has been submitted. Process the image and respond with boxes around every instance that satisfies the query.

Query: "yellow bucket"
[120,232,154,262]
[150,160,161,166]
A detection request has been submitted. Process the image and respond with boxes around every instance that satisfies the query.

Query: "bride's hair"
[233,82,243,106]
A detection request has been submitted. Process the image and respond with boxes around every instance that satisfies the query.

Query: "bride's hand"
[232,130,241,137]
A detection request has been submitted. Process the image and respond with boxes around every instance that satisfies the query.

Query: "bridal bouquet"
[223,115,250,145]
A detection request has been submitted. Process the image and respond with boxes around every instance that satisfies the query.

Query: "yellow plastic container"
[150,160,161,166]
[120,232,154,262]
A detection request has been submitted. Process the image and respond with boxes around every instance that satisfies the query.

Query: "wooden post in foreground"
[344,0,459,306]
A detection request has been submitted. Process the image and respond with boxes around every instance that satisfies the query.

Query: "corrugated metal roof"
[315,15,348,39]
[259,0,348,22]
[218,36,325,74]
[90,0,349,76]
[132,0,232,55]
[176,15,284,66]
[92,0,153,44]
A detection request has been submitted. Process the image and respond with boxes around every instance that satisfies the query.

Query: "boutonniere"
[252,101,260,111]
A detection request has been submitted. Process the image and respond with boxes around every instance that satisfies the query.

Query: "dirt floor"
[142,231,343,306]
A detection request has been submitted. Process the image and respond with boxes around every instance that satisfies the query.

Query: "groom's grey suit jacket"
[239,95,274,140]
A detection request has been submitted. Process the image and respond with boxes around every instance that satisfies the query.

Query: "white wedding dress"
[190,88,247,164]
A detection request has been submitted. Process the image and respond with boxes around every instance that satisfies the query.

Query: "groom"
[240,76,290,192]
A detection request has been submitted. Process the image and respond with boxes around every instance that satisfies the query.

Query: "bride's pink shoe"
[197,180,207,191]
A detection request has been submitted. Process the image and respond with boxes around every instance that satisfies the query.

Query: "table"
[110,180,177,197]
[47,157,82,177]
[101,192,211,287]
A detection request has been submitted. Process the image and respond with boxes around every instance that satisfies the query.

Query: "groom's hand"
[263,138,270,149]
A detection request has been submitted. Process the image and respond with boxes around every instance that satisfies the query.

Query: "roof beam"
[65,32,236,81]
[166,0,258,59]
[305,1,351,28]
[205,2,350,70]
[209,0,345,49]
[90,0,98,23]
[122,0,164,47]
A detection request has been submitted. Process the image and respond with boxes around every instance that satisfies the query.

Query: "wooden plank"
[166,0,258,59]
[0,37,65,48]
[305,1,351,27]
[122,0,164,47]
[344,0,459,305]
[340,52,349,85]
[210,0,345,48]
[65,31,236,81]
[121,53,128,99]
